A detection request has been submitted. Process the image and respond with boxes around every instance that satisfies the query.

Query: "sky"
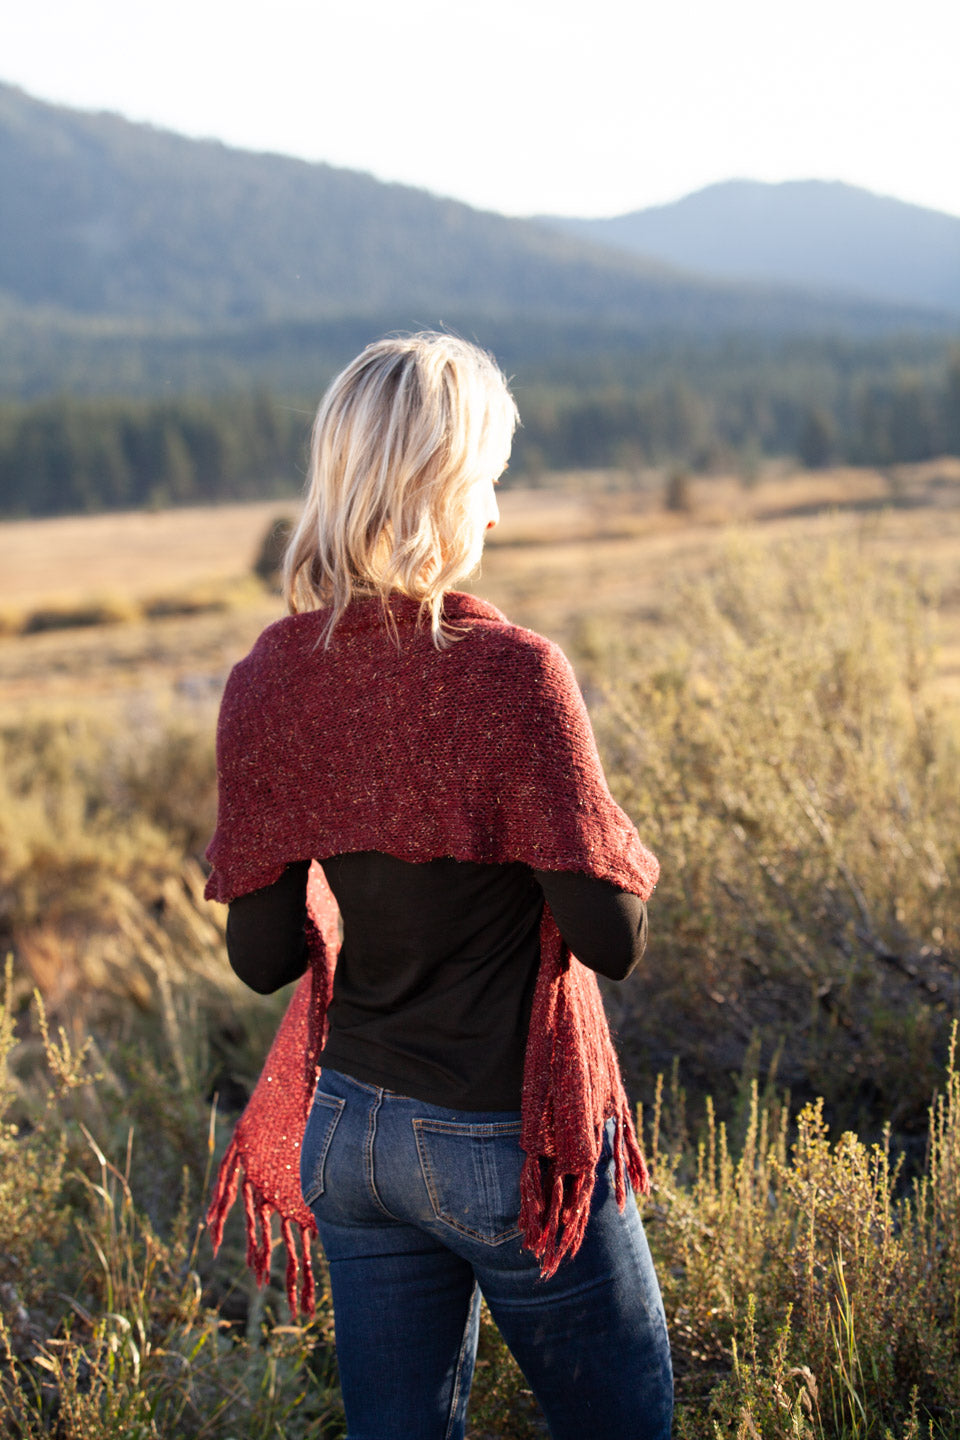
[5,0,960,220]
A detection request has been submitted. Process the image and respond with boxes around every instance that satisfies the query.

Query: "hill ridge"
[540,179,960,315]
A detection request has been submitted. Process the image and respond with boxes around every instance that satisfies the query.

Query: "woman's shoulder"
[457,602,572,678]
[449,599,580,710]
[219,612,326,714]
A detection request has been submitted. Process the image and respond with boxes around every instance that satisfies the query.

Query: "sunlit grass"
[2,486,960,1434]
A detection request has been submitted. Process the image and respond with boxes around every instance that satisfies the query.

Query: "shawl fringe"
[206,1133,318,1319]
[518,1098,650,1280]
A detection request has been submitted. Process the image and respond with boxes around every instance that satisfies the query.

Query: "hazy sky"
[6,0,960,219]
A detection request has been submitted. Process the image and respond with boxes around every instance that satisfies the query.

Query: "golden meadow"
[1,460,959,1438]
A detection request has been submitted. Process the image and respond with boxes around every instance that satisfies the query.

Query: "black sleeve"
[532,868,648,981]
[225,859,311,994]
[225,858,647,991]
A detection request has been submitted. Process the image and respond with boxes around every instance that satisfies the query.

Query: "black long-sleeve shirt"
[227,853,647,1111]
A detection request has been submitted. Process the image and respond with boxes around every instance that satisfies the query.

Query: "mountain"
[541,180,960,315]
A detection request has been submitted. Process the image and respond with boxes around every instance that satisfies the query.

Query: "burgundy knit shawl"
[205,591,659,1316]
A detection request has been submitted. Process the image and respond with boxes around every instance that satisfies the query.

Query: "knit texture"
[205,591,659,1314]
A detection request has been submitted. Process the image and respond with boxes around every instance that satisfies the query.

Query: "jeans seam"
[414,1119,523,1137]
[365,1088,399,1220]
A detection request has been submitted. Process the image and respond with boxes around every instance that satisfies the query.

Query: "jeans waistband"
[316,1067,522,1124]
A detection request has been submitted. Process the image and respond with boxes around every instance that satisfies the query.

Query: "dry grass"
[3,976,960,1437]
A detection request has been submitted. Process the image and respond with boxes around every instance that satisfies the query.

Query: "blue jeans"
[300,1068,673,1440]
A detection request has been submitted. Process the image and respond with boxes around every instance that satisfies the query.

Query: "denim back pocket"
[413,1118,524,1245]
[300,1091,346,1207]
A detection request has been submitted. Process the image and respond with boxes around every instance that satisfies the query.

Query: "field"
[2,459,960,1437]
[3,458,960,712]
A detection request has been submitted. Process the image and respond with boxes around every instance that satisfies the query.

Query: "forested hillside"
[0,82,798,327]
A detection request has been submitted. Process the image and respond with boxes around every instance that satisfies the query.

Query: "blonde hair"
[283,333,518,645]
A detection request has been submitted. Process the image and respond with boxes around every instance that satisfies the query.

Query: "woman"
[205,333,672,1440]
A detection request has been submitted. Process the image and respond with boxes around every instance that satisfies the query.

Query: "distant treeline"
[1,350,958,517]
[515,345,960,475]
[0,393,312,516]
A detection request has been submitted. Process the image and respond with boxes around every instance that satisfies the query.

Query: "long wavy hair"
[283,332,518,645]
